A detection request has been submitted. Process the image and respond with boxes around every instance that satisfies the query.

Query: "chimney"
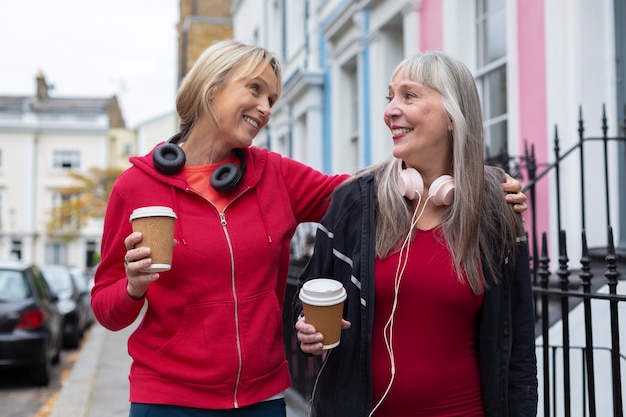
[36,71,49,99]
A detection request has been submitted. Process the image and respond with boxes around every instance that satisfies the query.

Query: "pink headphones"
[397,161,455,205]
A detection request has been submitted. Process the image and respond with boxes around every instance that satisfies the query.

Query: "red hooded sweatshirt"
[91,144,347,409]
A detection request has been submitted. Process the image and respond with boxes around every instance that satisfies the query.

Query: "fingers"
[505,190,528,214]
[501,175,528,215]
[295,317,352,355]
[123,232,157,299]
[505,190,527,204]
[123,232,150,267]
[513,201,528,214]
[125,250,153,272]
[502,175,522,193]
[124,232,143,253]
[295,317,324,355]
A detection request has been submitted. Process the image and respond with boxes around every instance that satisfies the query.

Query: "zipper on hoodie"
[219,211,244,408]
[219,188,248,408]
[186,186,249,407]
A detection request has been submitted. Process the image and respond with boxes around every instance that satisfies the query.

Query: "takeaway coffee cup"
[299,278,347,349]
[129,206,177,272]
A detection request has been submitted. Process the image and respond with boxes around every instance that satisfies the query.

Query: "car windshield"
[0,270,30,301]
[70,270,88,292]
[42,268,73,293]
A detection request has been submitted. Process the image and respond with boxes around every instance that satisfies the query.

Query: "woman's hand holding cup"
[123,232,158,300]
[296,316,351,355]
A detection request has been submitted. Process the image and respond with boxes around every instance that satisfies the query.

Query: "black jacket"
[293,174,538,417]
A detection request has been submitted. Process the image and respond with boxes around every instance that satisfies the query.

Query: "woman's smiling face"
[210,62,279,149]
[384,71,452,172]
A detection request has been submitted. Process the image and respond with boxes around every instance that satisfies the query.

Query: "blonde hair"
[347,51,523,293]
[176,40,283,139]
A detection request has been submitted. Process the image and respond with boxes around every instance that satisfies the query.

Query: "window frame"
[475,0,508,161]
[52,149,81,171]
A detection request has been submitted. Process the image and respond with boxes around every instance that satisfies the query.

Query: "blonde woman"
[92,40,347,417]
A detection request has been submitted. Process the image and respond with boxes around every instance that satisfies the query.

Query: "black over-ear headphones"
[152,133,247,193]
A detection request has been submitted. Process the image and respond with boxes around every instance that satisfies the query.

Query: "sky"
[0,0,179,128]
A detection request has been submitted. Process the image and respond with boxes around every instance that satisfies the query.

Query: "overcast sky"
[0,0,179,128]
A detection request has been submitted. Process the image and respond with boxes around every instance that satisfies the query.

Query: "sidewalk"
[49,319,137,417]
[49,316,307,417]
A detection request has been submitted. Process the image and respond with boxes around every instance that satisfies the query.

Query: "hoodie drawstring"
[255,191,272,244]
[171,186,187,246]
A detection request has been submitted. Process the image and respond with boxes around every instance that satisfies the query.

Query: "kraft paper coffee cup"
[299,278,347,349]
[129,206,177,273]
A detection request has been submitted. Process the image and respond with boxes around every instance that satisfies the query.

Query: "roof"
[0,72,126,127]
[0,95,126,127]
[0,95,106,113]
[0,260,32,271]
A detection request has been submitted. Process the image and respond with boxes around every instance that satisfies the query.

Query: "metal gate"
[521,106,626,417]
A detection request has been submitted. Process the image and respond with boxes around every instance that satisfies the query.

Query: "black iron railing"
[534,227,625,416]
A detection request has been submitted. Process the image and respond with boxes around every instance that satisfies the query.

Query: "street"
[0,327,88,417]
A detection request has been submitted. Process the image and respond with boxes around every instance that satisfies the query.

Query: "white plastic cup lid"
[129,206,177,221]
[299,278,347,306]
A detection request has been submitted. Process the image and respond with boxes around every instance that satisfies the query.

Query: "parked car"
[0,261,63,385]
[40,264,90,348]
[69,267,94,328]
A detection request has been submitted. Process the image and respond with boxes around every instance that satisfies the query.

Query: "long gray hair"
[347,51,523,293]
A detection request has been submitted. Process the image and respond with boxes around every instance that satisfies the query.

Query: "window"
[45,242,68,265]
[0,271,29,301]
[11,239,22,261]
[51,192,79,232]
[338,59,359,173]
[53,150,80,170]
[285,0,305,61]
[476,0,508,161]
[52,192,75,208]
[122,143,133,156]
[32,268,53,300]
[347,64,359,144]
[86,240,97,268]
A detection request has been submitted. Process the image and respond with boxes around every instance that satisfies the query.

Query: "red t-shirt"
[183,154,240,212]
[371,227,485,417]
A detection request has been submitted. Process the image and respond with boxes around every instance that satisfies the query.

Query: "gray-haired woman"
[294,51,538,417]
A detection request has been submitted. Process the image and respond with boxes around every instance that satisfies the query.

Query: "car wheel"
[32,341,52,386]
[65,323,81,349]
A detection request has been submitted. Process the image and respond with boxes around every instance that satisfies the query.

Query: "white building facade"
[0,73,132,268]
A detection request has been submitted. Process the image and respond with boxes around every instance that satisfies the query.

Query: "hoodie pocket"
[157,301,239,386]
[235,289,285,380]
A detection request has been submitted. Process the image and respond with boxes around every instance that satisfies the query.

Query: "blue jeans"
[129,399,286,417]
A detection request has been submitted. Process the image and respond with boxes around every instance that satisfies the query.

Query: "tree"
[47,167,124,241]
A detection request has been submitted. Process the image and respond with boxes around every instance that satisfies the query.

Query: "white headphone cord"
[369,195,432,416]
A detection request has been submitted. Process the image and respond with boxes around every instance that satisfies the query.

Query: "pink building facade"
[394,0,622,262]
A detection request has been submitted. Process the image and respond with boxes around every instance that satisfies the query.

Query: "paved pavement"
[49,313,307,417]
